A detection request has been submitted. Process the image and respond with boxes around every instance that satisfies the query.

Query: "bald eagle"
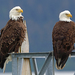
[52,10,75,69]
[0,6,26,72]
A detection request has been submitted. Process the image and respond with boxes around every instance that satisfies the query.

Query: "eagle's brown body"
[0,17,26,68]
[52,21,75,69]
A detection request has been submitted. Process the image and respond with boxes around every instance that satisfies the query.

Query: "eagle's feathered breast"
[52,21,75,69]
[0,17,26,68]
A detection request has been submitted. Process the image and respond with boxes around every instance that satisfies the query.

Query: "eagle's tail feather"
[3,46,21,73]
[3,61,6,73]
[3,55,12,73]
[1,42,17,72]
[56,56,68,70]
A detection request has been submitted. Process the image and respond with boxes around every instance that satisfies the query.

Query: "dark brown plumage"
[52,21,75,69]
[0,17,26,68]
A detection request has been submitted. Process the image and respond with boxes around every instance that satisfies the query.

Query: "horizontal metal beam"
[10,51,75,58]
[71,52,75,55]
[11,52,52,58]
[70,52,75,57]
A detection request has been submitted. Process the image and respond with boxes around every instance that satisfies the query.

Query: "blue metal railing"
[11,51,54,75]
[11,51,75,75]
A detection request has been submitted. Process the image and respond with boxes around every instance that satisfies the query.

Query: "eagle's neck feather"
[9,14,24,20]
[59,18,71,22]
[59,16,71,22]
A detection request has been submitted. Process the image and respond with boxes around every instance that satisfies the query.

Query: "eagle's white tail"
[3,61,6,73]
[3,54,12,73]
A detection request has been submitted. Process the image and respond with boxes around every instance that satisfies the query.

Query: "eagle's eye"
[16,9,19,11]
[65,13,68,15]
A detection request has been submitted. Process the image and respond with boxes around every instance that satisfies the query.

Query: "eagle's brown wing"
[0,19,26,68]
[52,21,75,69]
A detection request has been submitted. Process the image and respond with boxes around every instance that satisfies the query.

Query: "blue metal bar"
[11,52,51,58]
[53,52,54,75]
[45,57,53,75]
[11,52,75,59]
[32,58,38,75]
[12,57,18,75]
[71,52,75,57]
[17,58,23,75]
[39,52,52,75]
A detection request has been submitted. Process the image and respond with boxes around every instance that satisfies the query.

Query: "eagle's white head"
[9,6,23,20]
[59,10,72,22]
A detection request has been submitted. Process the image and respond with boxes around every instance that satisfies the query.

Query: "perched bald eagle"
[52,10,75,69]
[0,6,26,71]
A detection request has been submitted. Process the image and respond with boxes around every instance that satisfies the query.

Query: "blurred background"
[0,0,75,73]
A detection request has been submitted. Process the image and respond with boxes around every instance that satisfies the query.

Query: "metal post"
[17,58,23,75]
[52,52,54,75]
[12,56,18,75]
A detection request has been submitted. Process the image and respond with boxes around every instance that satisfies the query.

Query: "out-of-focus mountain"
[0,0,75,72]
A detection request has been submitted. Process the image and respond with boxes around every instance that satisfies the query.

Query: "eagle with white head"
[52,10,75,69]
[0,6,26,72]
[9,6,23,20]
